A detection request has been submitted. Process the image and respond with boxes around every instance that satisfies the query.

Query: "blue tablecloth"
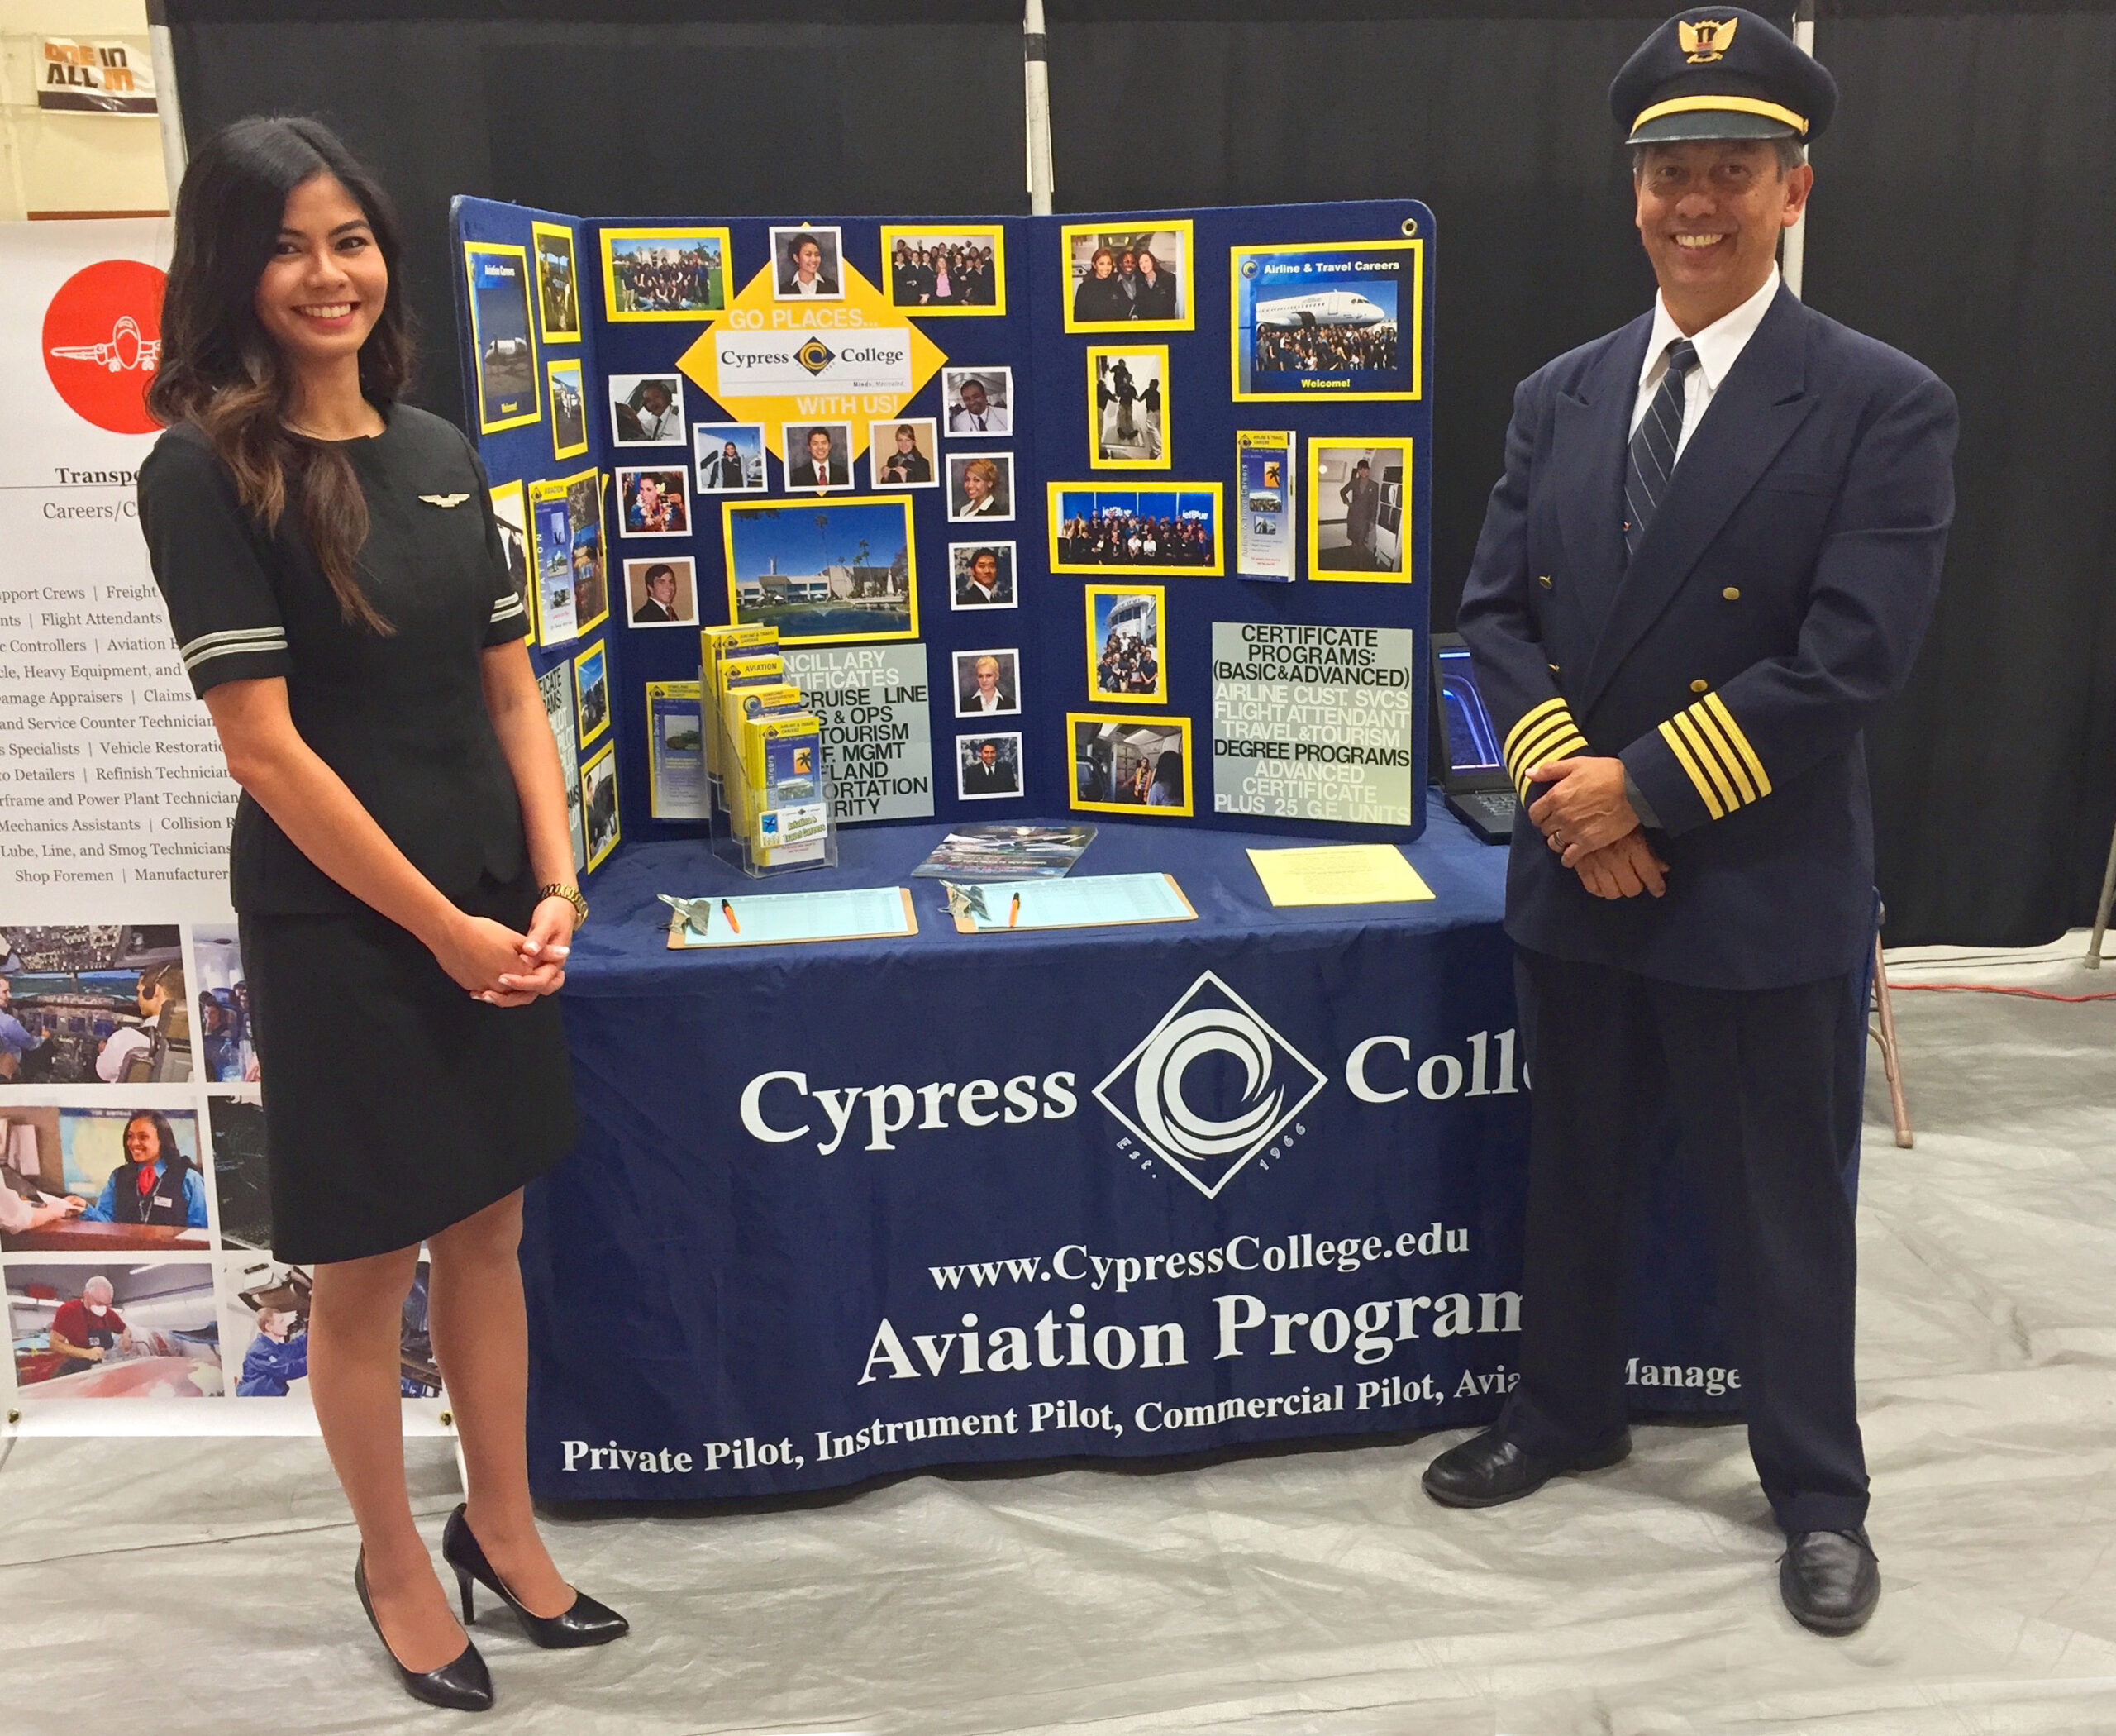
[523,811,1740,1501]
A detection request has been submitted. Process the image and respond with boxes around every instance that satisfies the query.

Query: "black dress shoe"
[1421,1426,1632,1509]
[354,1551,493,1712]
[442,1505,631,1649]
[1780,1526,1880,1634]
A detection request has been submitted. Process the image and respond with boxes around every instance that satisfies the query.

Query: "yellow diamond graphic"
[677,259,947,466]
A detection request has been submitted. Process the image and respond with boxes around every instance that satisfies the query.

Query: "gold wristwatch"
[539,883,589,929]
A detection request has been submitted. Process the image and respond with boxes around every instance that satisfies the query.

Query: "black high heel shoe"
[441,1505,630,1649]
[354,1550,494,1712]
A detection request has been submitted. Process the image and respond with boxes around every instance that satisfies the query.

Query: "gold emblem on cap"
[1677,17,1738,63]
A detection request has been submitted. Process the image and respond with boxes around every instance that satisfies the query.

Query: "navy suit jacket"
[1456,285,1957,989]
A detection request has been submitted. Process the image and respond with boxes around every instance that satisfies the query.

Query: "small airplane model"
[49,314,160,373]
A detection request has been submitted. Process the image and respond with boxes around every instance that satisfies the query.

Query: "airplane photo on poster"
[1232,239,1422,401]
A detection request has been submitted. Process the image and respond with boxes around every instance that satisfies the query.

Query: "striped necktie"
[1624,337,1699,561]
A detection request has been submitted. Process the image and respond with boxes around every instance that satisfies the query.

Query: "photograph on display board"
[7,1261,222,1397]
[547,358,587,460]
[0,1107,211,1252]
[1051,484,1223,575]
[1231,238,1422,401]
[539,664,588,874]
[783,422,854,492]
[957,732,1023,800]
[0,923,187,1085]
[770,225,845,301]
[601,227,730,320]
[617,465,689,538]
[1309,438,1412,579]
[1086,584,1165,704]
[1061,222,1194,333]
[568,470,610,634]
[208,1095,269,1250]
[488,478,536,638]
[1089,346,1169,469]
[694,422,765,493]
[530,220,580,344]
[953,649,1022,718]
[948,453,1014,522]
[950,541,1016,609]
[192,926,256,1085]
[879,226,1005,315]
[463,241,540,432]
[609,373,686,447]
[574,641,611,746]
[626,556,698,628]
[941,367,1012,436]
[1070,713,1193,816]
[724,498,918,645]
[868,418,937,489]
[581,742,621,872]
[220,1257,310,1398]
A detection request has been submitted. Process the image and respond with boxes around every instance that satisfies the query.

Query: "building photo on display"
[609,373,686,446]
[951,541,1016,608]
[880,227,1005,313]
[1063,222,1193,331]
[694,422,765,492]
[207,1095,269,1251]
[953,649,1021,717]
[626,556,698,627]
[617,465,690,538]
[530,220,580,342]
[574,641,611,745]
[957,732,1022,800]
[581,742,621,871]
[548,357,587,459]
[0,924,188,1085]
[464,241,538,432]
[770,225,844,299]
[601,227,729,318]
[1232,238,1420,400]
[191,926,256,1085]
[1071,714,1191,814]
[726,498,917,643]
[1091,346,1168,467]
[7,1261,222,1398]
[869,418,936,489]
[1051,484,1222,573]
[948,453,1013,522]
[942,367,1012,435]
[1310,439,1411,577]
[784,422,853,491]
[1087,584,1165,703]
[488,478,535,631]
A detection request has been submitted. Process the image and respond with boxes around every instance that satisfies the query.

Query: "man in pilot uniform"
[1430,8,1956,1636]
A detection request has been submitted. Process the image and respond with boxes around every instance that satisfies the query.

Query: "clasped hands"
[435,897,579,1007]
[1524,756,1667,900]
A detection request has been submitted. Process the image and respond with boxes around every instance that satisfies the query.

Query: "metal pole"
[2085,818,2116,966]
[1024,0,1054,217]
[147,12,188,207]
[1780,0,1815,299]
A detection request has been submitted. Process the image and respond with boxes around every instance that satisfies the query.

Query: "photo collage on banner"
[449,197,1428,851]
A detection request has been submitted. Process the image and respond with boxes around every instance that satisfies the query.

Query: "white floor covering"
[6,935,2116,1735]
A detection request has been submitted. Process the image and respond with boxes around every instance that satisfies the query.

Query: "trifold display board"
[450,198,1432,875]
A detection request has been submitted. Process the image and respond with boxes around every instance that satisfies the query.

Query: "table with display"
[522,808,1754,1503]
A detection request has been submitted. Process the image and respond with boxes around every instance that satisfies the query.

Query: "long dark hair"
[148,117,412,632]
[124,1109,192,1183]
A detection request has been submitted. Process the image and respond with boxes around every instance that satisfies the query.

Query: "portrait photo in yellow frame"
[1068,713,1193,817]
[1308,438,1414,582]
[1060,220,1195,335]
[530,220,581,345]
[1087,345,1170,470]
[1084,584,1166,707]
[600,226,732,322]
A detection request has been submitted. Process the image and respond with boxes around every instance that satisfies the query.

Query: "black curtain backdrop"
[159,1,2116,949]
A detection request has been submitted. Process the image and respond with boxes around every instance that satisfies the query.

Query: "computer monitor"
[1431,632,1507,791]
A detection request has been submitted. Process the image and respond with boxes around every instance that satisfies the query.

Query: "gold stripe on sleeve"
[1502,696,1570,768]
[1659,718,1727,820]
[1685,703,1757,807]
[1507,713,1581,785]
[1673,712,1740,813]
[1702,692,1770,796]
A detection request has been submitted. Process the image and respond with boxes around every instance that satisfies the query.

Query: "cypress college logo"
[1094,971,1326,1200]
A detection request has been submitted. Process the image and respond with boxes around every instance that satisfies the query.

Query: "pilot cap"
[1611,7,1837,146]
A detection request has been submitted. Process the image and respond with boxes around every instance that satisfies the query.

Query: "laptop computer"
[1431,632,1518,844]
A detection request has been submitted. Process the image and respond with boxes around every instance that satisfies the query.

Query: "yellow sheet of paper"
[1246,844,1434,908]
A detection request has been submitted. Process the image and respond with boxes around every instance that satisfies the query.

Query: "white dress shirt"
[1629,266,1780,460]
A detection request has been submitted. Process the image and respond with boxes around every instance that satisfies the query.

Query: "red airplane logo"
[50,313,160,374]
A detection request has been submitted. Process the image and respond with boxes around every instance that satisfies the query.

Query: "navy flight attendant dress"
[138,405,577,1264]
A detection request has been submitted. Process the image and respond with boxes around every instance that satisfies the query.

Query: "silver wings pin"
[418,493,471,508]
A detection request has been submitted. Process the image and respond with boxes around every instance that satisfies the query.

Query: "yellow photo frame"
[1068,713,1194,817]
[1060,220,1195,334]
[879,225,1007,317]
[1087,345,1170,470]
[1048,481,1224,576]
[488,477,538,642]
[1230,237,1424,403]
[573,638,610,748]
[463,241,541,434]
[580,739,621,872]
[600,226,733,322]
[547,359,587,460]
[1308,438,1414,583]
[721,494,922,646]
[530,220,581,345]
[1084,584,1166,706]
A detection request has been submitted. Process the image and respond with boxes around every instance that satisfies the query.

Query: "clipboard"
[951,872,1196,933]
[664,887,918,949]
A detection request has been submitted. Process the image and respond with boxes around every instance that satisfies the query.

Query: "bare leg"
[309,1245,467,1672]
[426,1190,572,1618]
